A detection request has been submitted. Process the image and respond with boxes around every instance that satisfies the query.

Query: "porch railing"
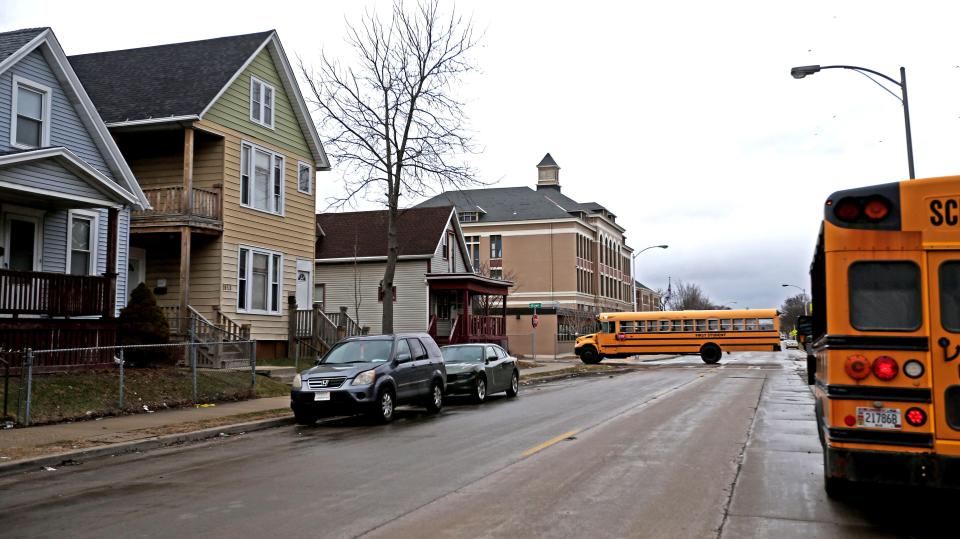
[137,186,222,221]
[0,269,112,317]
[448,314,506,344]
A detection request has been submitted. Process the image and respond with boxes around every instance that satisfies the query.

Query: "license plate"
[314,391,331,402]
[856,407,902,429]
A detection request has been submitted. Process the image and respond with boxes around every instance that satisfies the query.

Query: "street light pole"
[781,283,808,315]
[632,244,668,311]
[790,64,915,179]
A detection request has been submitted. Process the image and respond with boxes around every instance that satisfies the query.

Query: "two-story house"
[69,31,330,359]
[417,154,634,357]
[0,28,147,363]
[314,206,511,347]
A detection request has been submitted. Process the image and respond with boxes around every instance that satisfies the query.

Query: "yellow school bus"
[806,174,960,494]
[574,309,781,364]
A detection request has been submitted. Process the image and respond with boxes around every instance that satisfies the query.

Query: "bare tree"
[352,232,362,328]
[667,281,720,311]
[779,293,809,332]
[302,0,481,333]
[472,261,519,314]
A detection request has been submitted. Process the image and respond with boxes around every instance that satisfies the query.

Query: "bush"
[118,283,173,366]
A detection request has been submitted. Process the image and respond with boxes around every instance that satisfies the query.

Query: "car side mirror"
[396,352,412,363]
[796,315,814,338]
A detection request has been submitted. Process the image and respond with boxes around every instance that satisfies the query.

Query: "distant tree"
[117,283,172,366]
[302,0,482,334]
[667,281,720,311]
[472,261,519,314]
[779,293,809,331]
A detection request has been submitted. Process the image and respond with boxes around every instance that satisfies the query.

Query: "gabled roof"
[316,206,458,260]
[0,147,141,206]
[0,28,147,209]
[69,31,330,169]
[69,32,271,124]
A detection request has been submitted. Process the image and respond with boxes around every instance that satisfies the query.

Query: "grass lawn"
[0,368,290,425]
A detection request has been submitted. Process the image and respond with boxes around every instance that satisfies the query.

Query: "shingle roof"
[68,31,273,123]
[0,28,46,63]
[316,206,454,259]
[416,184,617,223]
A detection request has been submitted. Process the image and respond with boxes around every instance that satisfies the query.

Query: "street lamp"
[790,64,915,179]
[782,283,808,315]
[632,244,668,311]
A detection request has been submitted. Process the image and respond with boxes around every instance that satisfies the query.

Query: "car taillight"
[872,356,899,381]
[834,198,861,222]
[844,354,871,380]
[906,407,927,427]
[863,196,891,221]
[844,415,856,427]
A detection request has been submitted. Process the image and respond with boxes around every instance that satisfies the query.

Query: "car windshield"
[322,339,392,364]
[441,346,484,363]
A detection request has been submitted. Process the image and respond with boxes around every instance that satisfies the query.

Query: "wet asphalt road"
[1,352,958,538]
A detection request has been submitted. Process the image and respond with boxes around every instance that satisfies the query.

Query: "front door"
[928,251,960,441]
[1,212,41,271]
[296,259,313,310]
[128,247,146,298]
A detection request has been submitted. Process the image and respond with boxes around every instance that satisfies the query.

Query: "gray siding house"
[0,28,147,358]
[314,206,511,345]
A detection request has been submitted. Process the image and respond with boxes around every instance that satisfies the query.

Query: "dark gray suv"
[290,333,446,424]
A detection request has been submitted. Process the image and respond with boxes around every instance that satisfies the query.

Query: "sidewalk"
[0,361,579,469]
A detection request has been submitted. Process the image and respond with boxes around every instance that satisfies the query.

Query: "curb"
[520,365,639,386]
[0,414,295,478]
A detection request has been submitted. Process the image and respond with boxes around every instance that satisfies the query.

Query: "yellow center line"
[521,429,581,458]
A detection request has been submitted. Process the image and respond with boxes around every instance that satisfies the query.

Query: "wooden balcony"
[132,186,223,233]
[0,269,114,318]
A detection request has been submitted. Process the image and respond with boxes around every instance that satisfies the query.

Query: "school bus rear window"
[849,261,922,331]
[940,261,960,332]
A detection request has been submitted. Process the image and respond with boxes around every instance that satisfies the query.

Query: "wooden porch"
[426,273,511,347]
[0,269,118,369]
[132,185,223,233]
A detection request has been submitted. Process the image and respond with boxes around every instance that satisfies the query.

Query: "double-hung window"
[67,210,97,275]
[297,162,312,194]
[11,76,51,149]
[490,235,502,259]
[249,76,275,128]
[237,246,282,314]
[241,142,284,214]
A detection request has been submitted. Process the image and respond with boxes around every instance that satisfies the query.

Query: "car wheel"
[505,370,519,398]
[425,380,443,413]
[580,346,601,364]
[368,387,395,424]
[700,343,721,364]
[472,375,487,403]
[293,407,318,426]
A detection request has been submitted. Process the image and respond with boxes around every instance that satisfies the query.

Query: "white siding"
[315,260,429,335]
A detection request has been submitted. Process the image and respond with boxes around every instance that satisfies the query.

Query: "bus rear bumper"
[825,447,960,489]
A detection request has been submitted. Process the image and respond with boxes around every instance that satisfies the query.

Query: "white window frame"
[240,141,285,216]
[10,75,52,150]
[249,76,276,129]
[297,161,312,195]
[65,209,99,275]
[236,245,283,315]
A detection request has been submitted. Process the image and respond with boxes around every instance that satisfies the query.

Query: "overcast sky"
[4,0,960,310]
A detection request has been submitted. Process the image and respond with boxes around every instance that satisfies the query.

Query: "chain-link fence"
[1,340,261,427]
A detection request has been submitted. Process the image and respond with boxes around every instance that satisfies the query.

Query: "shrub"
[118,283,173,366]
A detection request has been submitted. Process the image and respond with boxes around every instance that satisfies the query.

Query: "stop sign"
[531,313,539,328]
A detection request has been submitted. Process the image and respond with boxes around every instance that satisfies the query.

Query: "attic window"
[459,212,479,222]
[250,76,275,129]
[11,76,51,149]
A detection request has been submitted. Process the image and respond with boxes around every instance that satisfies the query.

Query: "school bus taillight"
[844,354,871,380]
[906,408,927,427]
[833,198,861,222]
[872,356,899,381]
[863,197,891,221]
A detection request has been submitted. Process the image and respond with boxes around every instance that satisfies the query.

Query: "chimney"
[536,153,560,191]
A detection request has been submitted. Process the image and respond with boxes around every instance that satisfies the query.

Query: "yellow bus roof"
[598,309,779,321]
